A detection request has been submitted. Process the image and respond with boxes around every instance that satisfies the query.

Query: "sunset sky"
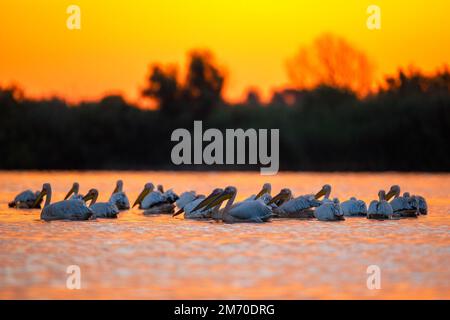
[0,0,449,103]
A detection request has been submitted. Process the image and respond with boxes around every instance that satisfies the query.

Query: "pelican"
[33,183,93,221]
[314,198,345,221]
[385,185,419,218]
[243,183,273,206]
[64,182,83,200]
[109,180,130,210]
[412,194,428,215]
[133,182,175,214]
[200,186,273,223]
[172,189,221,219]
[8,189,42,209]
[367,190,394,220]
[267,186,325,218]
[271,188,293,207]
[157,185,179,204]
[83,189,119,218]
[341,197,367,217]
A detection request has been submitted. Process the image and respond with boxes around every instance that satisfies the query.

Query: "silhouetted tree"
[183,50,225,118]
[287,34,373,96]
[142,65,180,116]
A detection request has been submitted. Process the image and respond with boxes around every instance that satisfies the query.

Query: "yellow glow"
[0,0,449,103]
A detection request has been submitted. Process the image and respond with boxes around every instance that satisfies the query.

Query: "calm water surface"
[0,171,449,299]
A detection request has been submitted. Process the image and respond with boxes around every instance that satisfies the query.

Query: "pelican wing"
[279,195,320,214]
[163,189,179,203]
[314,202,343,221]
[391,197,415,213]
[341,199,367,216]
[41,200,93,221]
[228,200,272,221]
[176,191,197,209]
[368,200,393,215]
[91,202,119,218]
[141,191,166,209]
[109,192,130,210]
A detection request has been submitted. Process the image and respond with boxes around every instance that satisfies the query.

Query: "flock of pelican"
[8,180,428,223]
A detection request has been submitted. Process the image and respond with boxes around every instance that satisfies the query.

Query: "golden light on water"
[0,171,449,299]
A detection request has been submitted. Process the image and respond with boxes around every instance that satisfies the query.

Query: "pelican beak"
[314,187,326,199]
[172,208,184,217]
[385,189,395,201]
[255,187,268,200]
[133,188,150,208]
[267,191,286,205]
[32,189,46,208]
[190,190,223,213]
[203,190,232,211]
[82,191,94,202]
[113,185,119,194]
[64,185,75,200]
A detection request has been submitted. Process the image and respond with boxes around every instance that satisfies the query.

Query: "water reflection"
[0,171,449,299]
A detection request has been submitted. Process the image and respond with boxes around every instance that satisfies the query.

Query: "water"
[0,171,449,299]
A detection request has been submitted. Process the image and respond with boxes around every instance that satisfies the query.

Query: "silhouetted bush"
[0,68,449,171]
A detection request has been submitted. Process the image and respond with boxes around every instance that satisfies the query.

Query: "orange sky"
[0,0,449,103]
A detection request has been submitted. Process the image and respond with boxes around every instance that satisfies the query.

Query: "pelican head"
[255,183,271,199]
[385,185,400,201]
[173,188,223,217]
[83,188,99,205]
[267,188,292,205]
[133,182,154,208]
[113,180,124,194]
[315,184,331,200]
[157,185,164,193]
[64,182,80,200]
[32,183,51,207]
[202,186,237,211]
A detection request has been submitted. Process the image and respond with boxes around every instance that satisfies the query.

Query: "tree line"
[1,38,449,171]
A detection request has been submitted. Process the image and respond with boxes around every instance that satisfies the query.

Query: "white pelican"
[109,180,130,210]
[33,183,93,221]
[412,195,428,215]
[200,186,273,223]
[243,183,273,206]
[314,198,345,221]
[173,189,223,219]
[157,184,179,204]
[385,185,419,218]
[341,197,367,217]
[367,190,394,220]
[267,186,324,218]
[133,182,175,214]
[83,189,119,219]
[64,182,83,200]
[8,189,42,209]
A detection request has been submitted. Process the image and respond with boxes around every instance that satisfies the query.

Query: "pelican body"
[173,190,221,219]
[385,185,419,218]
[268,185,329,218]
[314,198,345,221]
[83,189,119,218]
[341,197,367,217]
[367,190,393,220]
[109,180,130,210]
[133,183,176,214]
[34,183,93,221]
[8,189,42,209]
[201,186,273,223]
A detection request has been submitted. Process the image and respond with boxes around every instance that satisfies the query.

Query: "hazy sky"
[0,0,449,103]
